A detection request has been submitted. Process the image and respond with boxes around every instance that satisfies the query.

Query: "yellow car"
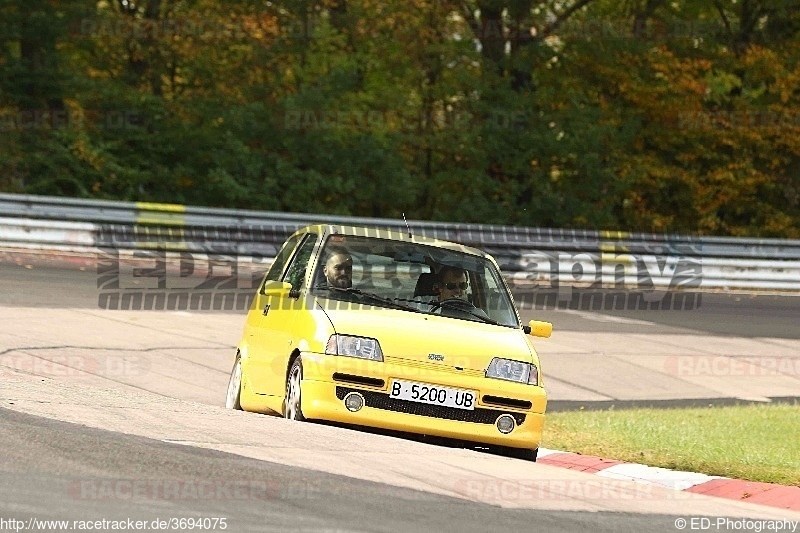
[225,225,552,460]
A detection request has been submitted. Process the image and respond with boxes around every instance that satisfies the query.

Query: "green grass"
[542,402,800,486]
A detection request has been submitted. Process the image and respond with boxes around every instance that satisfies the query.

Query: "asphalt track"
[1,262,799,532]
[0,408,740,533]
[4,262,797,408]
[2,262,800,338]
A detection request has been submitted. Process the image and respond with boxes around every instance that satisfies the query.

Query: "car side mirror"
[524,320,553,338]
[261,280,293,298]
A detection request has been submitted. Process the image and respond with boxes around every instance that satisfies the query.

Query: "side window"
[482,266,517,326]
[283,234,319,292]
[264,234,302,283]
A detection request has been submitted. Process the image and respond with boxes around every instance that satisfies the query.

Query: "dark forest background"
[1,0,799,236]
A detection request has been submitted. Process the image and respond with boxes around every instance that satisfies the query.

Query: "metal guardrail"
[2,192,800,291]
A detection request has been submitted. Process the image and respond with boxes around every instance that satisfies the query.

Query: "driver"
[435,266,468,301]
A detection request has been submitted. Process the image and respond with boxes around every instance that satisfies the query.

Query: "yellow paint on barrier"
[601,252,635,264]
[132,240,190,251]
[136,217,186,226]
[600,243,631,253]
[135,202,186,249]
[135,202,185,227]
[599,230,630,239]
[599,230,631,252]
[136,202,186,213]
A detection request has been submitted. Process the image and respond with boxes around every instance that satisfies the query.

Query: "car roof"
[292,224,489,258]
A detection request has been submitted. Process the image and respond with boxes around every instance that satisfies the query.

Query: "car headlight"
[325,334,384,362]
[485,358,538,386]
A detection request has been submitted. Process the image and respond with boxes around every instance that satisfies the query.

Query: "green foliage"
[0,0,797,236]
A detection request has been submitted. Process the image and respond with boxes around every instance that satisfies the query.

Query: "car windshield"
[310,234,520,328]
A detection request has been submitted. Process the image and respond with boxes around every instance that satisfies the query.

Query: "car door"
[248,232,319,395]
[242,233,301,391]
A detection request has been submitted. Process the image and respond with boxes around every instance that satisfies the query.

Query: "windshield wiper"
[314,285,418,312]
[431,298,500,325]
[453,306,499,325]
[464,309,499,325]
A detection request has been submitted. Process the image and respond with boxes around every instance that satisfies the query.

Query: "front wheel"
[225,352,243,410]
[283,358,306,421]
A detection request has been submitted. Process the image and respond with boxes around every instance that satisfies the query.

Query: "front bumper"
[299,352,546,449]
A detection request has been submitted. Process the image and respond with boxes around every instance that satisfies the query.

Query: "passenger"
[323,249,353,289]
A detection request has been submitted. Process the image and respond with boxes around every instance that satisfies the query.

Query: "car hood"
[320,304,534,372]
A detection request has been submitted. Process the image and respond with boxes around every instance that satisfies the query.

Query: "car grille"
[481,395,533,410]
[335,386,526,426]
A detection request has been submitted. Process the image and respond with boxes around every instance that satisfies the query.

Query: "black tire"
[283,357,306,421]
[225,352,243,410]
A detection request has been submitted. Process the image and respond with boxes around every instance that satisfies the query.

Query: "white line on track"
[554,309,658,326]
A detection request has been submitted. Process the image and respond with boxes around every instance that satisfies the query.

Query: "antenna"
[402,212,412,238]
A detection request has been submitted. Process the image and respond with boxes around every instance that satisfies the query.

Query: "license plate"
[389,379,476,411]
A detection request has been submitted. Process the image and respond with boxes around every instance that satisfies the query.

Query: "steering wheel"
[429,297,476,313]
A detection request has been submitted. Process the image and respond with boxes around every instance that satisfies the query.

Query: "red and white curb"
[537,448,800,511]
